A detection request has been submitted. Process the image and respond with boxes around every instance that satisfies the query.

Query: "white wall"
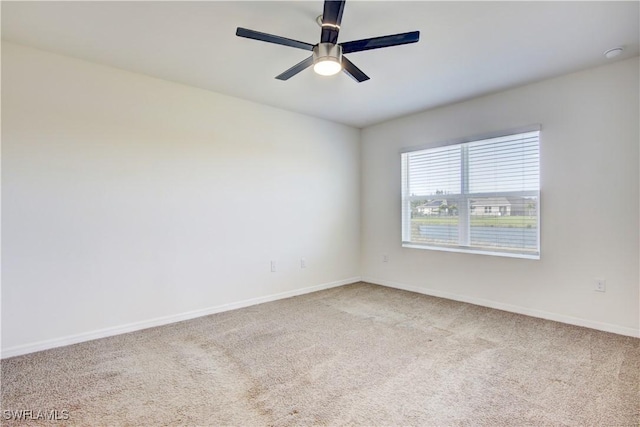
[361,57,640,337]
[1,42,361,356]
[2,42,638,360]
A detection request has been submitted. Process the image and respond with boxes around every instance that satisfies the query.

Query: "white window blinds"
[401,129,540,258]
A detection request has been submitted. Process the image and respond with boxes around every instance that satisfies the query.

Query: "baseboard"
[363,276,640,338]
[1,276,361,359]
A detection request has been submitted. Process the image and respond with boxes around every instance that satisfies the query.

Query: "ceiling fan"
[235,0,420,82]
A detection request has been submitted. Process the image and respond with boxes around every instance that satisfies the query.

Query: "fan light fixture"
[314,58,341,76]
[313,43,342,76]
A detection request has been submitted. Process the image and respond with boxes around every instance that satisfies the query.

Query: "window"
[401,128,540,258]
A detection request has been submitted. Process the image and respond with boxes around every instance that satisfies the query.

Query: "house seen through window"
[401,128,540,258]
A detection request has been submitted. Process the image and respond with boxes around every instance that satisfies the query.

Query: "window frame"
[400,125,541,259]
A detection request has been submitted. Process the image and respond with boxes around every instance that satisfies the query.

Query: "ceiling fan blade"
[236,27,314,51]
[341,31,420,54]
[275,56,314,80]
[320,0,346,44]
[342,57,370,83]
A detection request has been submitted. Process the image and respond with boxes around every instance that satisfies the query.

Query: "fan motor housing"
[313,43,343,64]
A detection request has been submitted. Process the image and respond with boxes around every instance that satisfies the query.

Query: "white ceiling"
[2,1,639,128]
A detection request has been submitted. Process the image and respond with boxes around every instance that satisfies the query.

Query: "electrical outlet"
[301,258,306,269]
[270,261,276,272]
[383,254,389,263]
[594,279,606,292]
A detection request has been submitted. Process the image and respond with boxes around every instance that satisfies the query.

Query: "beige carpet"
[1,282,639,426]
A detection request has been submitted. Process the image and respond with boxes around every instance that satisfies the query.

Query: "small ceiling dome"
[604,47,624,59]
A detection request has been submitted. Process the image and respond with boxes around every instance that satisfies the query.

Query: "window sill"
[402,243,540,260]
